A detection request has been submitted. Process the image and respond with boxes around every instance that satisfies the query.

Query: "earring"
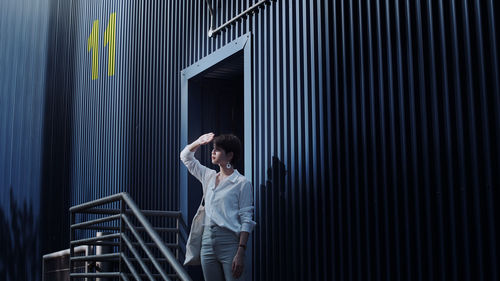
[226,163,232,169]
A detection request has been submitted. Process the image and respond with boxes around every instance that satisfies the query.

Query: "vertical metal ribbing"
[143,0,149,207]
[274,1,283,279]
[312,0,321,277]
[287,0,296,279]
[157,0,163,213]
[334,1,343,278]
[414,1,429,278]
[224,0,228,44]
[318,0,329,278]
[366,1,380,281]
[145,0,151,209]
[301,0,312,277]
[188,0,193,66]
[387,0,403,279]
[264,2,270,277]
[462,2,483,277]
[340,1,351,280]
[487,0,500,155]
[356,1,371,280]
[171,0,176,212]
[281,0,291,279]
[376,1,392,279]
[194,0,198,62]
[437,1,459,280]
[258,2,270,278]
[330,2,341,280]
[425,0,445,280]
[366,0,381,279]
[265,3,273,280]
[403,0,420,279]
[249,3,259,274]
[472,1,495,278]
[485,3,499,279]
[449,1,471,279]
[348,0,361,279]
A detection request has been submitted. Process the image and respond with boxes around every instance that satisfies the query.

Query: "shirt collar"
[226,169,240,183]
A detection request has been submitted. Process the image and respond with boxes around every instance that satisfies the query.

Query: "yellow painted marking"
[104,12,116,77]
[87,19,99,80]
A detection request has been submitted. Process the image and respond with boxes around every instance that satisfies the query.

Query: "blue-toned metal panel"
[1,0,499,280]
[0,0,50,280]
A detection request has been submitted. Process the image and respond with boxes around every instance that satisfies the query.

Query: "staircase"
[69,192,192,281]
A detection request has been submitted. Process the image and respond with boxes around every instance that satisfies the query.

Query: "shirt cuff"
[240,221,256,233]
[180,145,195,160]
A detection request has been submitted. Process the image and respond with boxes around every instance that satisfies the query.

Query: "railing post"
[176,218,179,260]
[96,232,112,281]
[69,212,75,280]
[119,198,125,279]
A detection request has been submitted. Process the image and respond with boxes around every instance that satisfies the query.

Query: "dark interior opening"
[187,51,245,208]
[188,50,245,171]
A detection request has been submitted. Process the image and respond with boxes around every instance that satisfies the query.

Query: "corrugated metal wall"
[0,0,50,280]
[321,0,500,280]
[1,0,499,280]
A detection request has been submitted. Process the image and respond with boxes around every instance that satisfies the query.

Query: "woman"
[180,132,256,281]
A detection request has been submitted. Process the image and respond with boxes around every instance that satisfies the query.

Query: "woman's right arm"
[179,133,215,183]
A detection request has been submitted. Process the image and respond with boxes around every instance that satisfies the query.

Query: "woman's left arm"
[232,181,257,278]
[232,231,249,278]
[238,181,257,233]
[237,231,249,252]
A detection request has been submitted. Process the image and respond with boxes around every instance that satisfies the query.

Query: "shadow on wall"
[40,0,78,257]
[257,156,288,279]
[0,187,40,281]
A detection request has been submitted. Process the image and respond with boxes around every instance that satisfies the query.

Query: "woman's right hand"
[196,132,215,146]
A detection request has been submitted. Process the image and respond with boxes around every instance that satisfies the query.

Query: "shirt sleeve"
[179,145,210,185]
[238,181,257,233]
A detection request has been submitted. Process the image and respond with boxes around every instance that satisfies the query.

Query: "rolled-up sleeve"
[179,145,209,184]
[238,181,257,233]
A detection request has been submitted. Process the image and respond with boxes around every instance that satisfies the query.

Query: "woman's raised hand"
[196,132,214,145]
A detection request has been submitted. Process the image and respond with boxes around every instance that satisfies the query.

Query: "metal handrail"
[204,0,271,37]
[78,208,182,217]
[69,192,192,281]
[122,214,170,281]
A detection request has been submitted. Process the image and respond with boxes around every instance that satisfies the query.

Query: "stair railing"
[69,192,192,281]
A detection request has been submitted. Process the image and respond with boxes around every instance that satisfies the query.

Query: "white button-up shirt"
[180,146,257,235]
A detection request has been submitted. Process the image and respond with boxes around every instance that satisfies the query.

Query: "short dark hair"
[213,134,241,165]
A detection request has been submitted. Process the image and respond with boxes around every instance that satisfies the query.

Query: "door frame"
[180,32,252,222]
[179,32,253,280]
[179,32,252,213]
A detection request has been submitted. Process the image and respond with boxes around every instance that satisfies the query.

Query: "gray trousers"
[200,225,243,281]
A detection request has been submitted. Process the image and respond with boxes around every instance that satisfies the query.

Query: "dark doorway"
[188,50,245,179]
